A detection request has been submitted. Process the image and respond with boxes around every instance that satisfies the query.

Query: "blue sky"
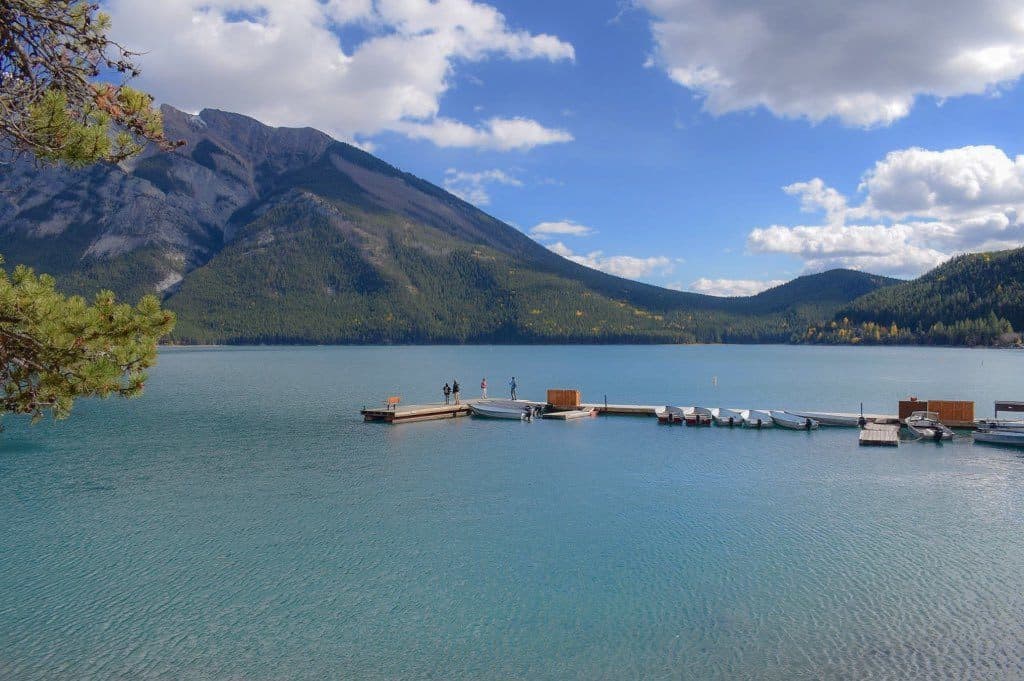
[107,0,1024,295]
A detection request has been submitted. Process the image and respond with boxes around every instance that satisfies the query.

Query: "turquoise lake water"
[2,345,1024,679]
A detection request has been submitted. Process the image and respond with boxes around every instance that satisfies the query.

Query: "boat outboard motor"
[933,429,943,441]
[804,418,812,431]
[728,416,735,426]
[756,418,763,429]
[858,416,867,428]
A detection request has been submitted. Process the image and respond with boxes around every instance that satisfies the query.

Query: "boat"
[713,408,747,427]
[770,411,819,430]
[655,406,687,425]
[743,410,774,429]
[470,401,533,420]
[542,408,597,420]
[973,429,1024,447]
[789,411,865,427]
[905,411,954,441]
[975,419,1024,432]
[686,406,713,426]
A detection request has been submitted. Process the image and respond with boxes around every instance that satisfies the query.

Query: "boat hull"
[470,404,528,420]
[655,406,687,425]
[743,411,774,429]
[790,411,864,427]
[905,412,954,441]
[771,411,819,430]
[713,409,746,427]
[686,407,713,426]
[974,430,1024,447]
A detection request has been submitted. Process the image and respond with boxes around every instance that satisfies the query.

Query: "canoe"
[974,429,1024,447]
[789,411,864,427]
[743,410,774,429]
[686,406,713,426]
[905,411,954,441]
[470,402,530,420]
[770,411,819,430]
[655,406,687,425]
[713,408,747,427]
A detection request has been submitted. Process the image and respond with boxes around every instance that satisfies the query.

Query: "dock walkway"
[859,423,900,447]
[361,398,545,424]
[363,399,903,427]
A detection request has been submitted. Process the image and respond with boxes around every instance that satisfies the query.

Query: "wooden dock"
[361,399,546,424]
[362,398,905,428]
[859,423,900,447]
[361,402,471,423]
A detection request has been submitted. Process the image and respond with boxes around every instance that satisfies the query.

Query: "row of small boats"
[471,400,1024,447]
[655,406,825,430]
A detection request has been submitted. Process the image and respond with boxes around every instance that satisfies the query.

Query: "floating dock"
[361,402,470,423]
[361,399,546,424]
[859,423,900,447]
[542,408,597,420]
[362,399,904,427]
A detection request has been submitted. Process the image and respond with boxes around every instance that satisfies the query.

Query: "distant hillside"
[798,249,1024,346]
[0,106,897,344]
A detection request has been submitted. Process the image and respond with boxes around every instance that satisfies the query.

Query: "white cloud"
[688,278,787,297]
[638,0,1024,127]
[442,169,522,206]
[398,117,572,151]
[530,220,595,238]
[746,144,1024,277]
[108,0,574,149]
[548,241,673,279]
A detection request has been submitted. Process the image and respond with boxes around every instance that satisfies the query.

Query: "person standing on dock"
[481,377,488,399]
[452,380,461,405]
[443,382,451,405]
[509,376,518,401]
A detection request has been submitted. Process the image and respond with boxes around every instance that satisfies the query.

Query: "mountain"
[1,105,896,344]
[806,249,1021,346]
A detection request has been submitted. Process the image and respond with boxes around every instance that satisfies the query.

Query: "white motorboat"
[470,401,532,420]
[905,411,954,441]
[743,410,774,429]
[973,429,1024,447]
[713,408,747,427]
[789,411,865,427]
[975,419,1024,432]
[770,411,819,430]
[655,406,687,425]
[686,406,713,426]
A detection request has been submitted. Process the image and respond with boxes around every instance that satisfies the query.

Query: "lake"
[2,345,1024,679]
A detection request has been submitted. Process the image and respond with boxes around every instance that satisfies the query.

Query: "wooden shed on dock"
[547,389,582,410]
[899,398,974,427]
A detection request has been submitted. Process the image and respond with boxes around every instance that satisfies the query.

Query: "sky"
[105,0,1024,295]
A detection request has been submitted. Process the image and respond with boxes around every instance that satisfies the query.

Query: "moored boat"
[655,405,688,425]
[770,411,819,430]
[686,406,713,426]
[975,419,1024,432]
[905,411,954,441]
[743,410,774,429]
[789,411,865,427]
[470,401,532,420]
[713,408,747,427]
[973,429,1024,447]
